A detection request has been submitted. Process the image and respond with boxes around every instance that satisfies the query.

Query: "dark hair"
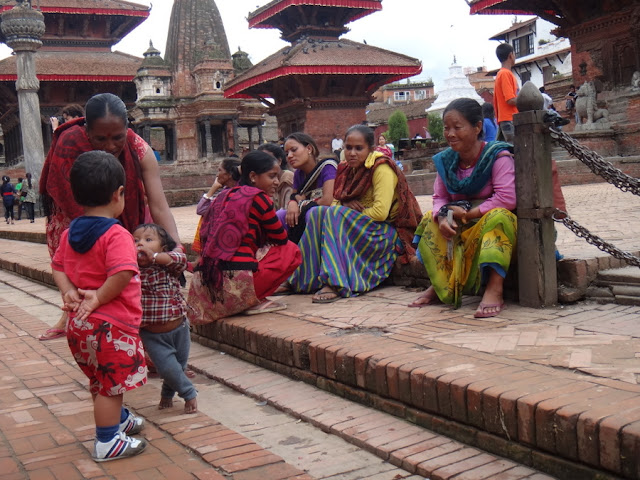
[17,177,23,183]
[481,102,495,121]
[257,143,287,170]
[2,176,9,184]
[61,104,85,118]
[133,223,176,251]
[539,86,546,93]
[239,150,278,186]
[221,158,241,181]
[443,98,484,140]
[496,43,514,63]
[228,148,235,153]
[345,124,375,148]
[26,172,32,189]
[85,93,128,131]
[70,151,125,207]
[285,132,319,159]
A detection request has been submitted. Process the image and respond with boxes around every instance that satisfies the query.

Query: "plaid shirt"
[139,251,187,327]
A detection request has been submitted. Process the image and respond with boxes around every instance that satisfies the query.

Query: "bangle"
[152,252,159,264]
[202,193,211,200]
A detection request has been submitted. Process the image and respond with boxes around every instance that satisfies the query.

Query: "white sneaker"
[119,410,145,435]
[92,432,147,462]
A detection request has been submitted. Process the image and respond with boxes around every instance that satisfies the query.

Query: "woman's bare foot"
[185,369,196,379]
[475,270,505,318]
[185,397,198,414]
[408,287,440,308]
[158,397,173,410]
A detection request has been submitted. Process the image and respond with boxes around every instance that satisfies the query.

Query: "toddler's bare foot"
[184,397,198,414]
[158,397,173,410]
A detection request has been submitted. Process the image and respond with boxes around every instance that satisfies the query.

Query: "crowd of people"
[21,37,573,462]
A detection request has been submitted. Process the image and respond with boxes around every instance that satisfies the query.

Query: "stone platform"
[1,183,640,479]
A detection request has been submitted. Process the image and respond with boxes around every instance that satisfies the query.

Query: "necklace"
[458,142,485,169]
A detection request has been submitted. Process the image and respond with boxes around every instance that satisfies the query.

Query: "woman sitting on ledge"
[285,124,422,303]
[409,98,517,318]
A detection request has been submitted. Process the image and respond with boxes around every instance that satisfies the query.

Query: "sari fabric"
[40,118,146,256]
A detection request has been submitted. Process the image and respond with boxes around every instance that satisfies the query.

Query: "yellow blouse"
[334,163,398,222]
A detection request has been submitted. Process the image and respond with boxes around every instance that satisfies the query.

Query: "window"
[394,91,411,102]
[513,34,534,58]
[414,90,427,100]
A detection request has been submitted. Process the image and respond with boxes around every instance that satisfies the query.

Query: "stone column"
[142,125,151,144]
[232,118,239,153]
[257,124,264,145]
[204,120,213,160]
[247,126,254,151]
[1,1,45,185]
[513,81,558,307]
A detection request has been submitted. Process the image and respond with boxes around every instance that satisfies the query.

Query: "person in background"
[50,104,84,132]
[14,177,24,220]
[410,98,516,318]
[1,176,15,225]
[258,142,294,211]
[482,102,498,142]
[494,43,519,143]
[22,173,37,223]
[227,148,239,158]
[331,134,343,159]
[565,85,578,123]
[39,92,181,341]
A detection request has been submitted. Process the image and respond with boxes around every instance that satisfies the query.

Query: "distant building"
[373,80,435,105]
[489,17,572,88]
[367,98,436,143]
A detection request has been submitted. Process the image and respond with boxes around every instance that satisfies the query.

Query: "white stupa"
[427,57,484,116]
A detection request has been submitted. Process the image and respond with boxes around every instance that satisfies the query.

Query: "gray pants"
[140,319,197,401]
[498,121,515,144]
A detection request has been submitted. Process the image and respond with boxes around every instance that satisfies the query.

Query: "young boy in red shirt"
[51,151,147,462]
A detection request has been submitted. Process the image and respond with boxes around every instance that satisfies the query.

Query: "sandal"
[39,328,66,341]
[312,286,340,304]
[244,300,287,315]
[474,302,505,318]
[272,282,293,296]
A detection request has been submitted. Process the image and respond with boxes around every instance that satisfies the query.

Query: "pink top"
[432,152,516,217]
[51,225,142,334]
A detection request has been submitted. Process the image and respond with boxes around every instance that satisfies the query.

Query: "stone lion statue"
[632,71,640,90]
[575,81,609,124]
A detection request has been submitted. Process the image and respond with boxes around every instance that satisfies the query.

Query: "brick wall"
[304,107,367,155]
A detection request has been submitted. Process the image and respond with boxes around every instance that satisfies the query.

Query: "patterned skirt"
[289,206,400,297]
[415,208,517,308]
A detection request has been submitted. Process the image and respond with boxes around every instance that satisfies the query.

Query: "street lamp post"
[1,0,45,183]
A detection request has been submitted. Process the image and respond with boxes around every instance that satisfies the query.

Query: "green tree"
[428,113,444,142]
[387,110,409,147]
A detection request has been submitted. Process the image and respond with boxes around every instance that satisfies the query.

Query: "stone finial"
[0,1,45,53]
[516,81,545,112]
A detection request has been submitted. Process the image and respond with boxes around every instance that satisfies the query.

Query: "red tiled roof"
[248,0,382,29]
[0,50,142,81]
[0,0,149,16]
[225,38,421,97]
[469,0,558,16]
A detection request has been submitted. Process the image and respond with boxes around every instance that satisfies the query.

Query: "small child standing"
[133,223,198,414]
[51,151,147,462]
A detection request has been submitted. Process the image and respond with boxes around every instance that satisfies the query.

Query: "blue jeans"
[140,319,196,401]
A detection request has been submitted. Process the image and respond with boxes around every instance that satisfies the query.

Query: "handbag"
[186,269,259,325]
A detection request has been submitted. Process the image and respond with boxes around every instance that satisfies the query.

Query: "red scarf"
[334,155,423,263]
[40,118,146,233]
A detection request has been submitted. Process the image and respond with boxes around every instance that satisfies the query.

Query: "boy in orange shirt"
[494,43,519,143]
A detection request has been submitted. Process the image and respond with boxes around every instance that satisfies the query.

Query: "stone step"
[597,267,640,286]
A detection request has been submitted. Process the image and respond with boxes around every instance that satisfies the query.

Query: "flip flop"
[39,328,66,341]
[474,302,505,318]
[244,300,287,315]
[271,283,293,296]
[312,288,341,304]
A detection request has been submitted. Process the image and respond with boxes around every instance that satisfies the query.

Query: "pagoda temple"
[224,0,422,153]
[0,0,149,164]
[470,0,640,156]
[129,0,266,165]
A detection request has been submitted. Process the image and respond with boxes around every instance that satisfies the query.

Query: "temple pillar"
[232,118,239,152]
[142,125,151,144]
[257,124,264,145]
[1,1,45,184]
[204,120,213,160]
[248,126,254,151]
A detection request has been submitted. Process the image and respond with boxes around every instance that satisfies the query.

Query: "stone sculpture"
[575,81,609,125]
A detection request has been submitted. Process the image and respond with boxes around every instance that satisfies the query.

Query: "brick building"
[0,0,149,164]
[224,0,422,154]
[373,80,435,105]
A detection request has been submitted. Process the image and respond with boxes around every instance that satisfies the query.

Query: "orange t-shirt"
[494,67,519,123]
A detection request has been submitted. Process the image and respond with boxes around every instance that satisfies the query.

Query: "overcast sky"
[1,1,533,92]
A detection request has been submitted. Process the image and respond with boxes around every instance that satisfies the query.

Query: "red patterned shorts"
[67,315,147,396]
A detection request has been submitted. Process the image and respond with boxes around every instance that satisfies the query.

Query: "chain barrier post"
[513,81,558,307]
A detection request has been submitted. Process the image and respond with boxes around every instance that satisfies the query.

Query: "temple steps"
[587,266,640,306]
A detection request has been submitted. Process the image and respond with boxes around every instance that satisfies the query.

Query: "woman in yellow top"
[287,125,422,303]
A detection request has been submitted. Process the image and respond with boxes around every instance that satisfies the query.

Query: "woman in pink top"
[409,98,517,318]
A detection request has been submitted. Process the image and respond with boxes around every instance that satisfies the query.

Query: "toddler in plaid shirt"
[134,223,197,414]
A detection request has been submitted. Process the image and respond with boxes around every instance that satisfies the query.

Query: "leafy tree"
[387,110,409,147]
[428,113,444,142]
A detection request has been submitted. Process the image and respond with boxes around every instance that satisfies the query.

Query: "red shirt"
[494,67,519,123]
[139,251,187,327]
[51,224,142,334]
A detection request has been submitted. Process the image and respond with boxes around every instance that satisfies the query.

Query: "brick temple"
[224,0,422,153]
[0,0,149,164]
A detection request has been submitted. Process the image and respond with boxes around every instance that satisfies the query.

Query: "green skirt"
[415,208,517,308]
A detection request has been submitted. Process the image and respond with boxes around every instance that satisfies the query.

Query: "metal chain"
[549,126,640,195]
[553,210,640,267]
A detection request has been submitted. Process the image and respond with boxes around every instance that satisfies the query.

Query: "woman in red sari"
[38,93,180,340]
